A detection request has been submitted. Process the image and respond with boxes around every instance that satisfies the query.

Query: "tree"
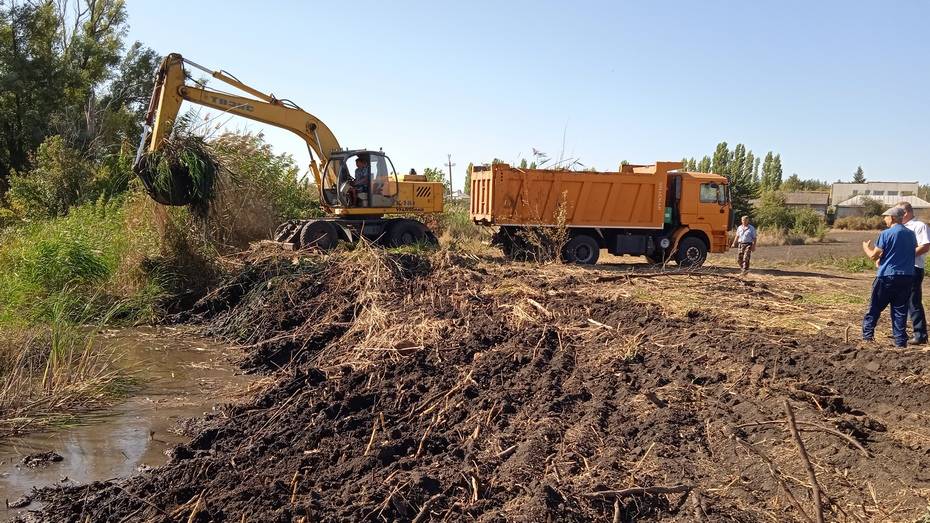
[423,167,450,194]
[772,154,783,189]
[743,151,755,183]
[782,174,803,192]
[0,0,132,194]
[697,156,711,173]
[464,162,474,195]
[853,165,866,183]
[711,142,729,175]
[753,157,761,182]
[919,184,929,202]
[518,159,528,169]
[729,144,746,181]
[728,144,759,223]
[760,152,782,190]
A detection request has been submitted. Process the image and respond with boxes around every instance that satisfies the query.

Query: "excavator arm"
[136,53,340,194]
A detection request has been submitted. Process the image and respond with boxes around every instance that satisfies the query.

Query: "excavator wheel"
[273,220,304,245]
[299,220,339,250]
[387,219,428,247]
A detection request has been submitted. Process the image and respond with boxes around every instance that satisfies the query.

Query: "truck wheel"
[388,219,427,247]
[299,220,339,250]
[562,234,600,265]
[675,237,707,267]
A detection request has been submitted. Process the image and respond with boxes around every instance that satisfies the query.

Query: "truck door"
[697,182,727,225]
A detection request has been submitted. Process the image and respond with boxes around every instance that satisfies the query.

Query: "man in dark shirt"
[861,206,918,347]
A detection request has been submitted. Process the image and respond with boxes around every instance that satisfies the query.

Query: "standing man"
[732,215,757,274]
[899,202,929,345]
[861,207,917,347]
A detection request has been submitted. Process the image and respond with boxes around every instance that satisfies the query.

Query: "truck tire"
[299,220,339,250]
[388,219,428,247]
[675,236,707,267]
[562,234,600,265]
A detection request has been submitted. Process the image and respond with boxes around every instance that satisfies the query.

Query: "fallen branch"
[496,444,517,459]
[731,432,814,523]
[735,419,870,457]
[526,298,552,317]
[583,484,691,498]
[783,399,826,523]
[411,494,443,523]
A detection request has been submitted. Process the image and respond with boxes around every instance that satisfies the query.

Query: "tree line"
[0,0,160,216]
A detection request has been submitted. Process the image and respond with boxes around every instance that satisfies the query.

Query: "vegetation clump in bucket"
[135,116,220,217]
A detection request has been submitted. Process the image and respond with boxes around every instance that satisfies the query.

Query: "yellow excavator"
[134,53,444,248]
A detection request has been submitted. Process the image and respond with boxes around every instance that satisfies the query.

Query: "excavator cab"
[321,150,399,209]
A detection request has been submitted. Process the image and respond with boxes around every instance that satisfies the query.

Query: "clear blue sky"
[126,1,929,189]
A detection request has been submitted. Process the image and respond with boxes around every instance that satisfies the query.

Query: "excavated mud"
[22,250,930,522]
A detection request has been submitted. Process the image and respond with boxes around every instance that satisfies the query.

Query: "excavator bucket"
[132,54,216,208]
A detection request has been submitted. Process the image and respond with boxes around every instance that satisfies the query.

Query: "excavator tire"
[387,219,428,247]
[274,220,304,245]
[299,220,339,250]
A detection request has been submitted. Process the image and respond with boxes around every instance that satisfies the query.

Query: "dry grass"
[0,318,133,437]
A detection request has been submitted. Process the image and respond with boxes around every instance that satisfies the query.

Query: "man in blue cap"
[861,206,917,347]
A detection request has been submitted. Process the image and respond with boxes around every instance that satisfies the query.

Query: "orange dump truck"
[469,161,731,266]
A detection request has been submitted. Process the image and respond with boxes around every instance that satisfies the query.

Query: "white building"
[834,194,930,219]
[831,181,919,206]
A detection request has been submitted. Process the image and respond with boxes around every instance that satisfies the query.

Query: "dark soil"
[20,452,63,468]
[20,250,930,522]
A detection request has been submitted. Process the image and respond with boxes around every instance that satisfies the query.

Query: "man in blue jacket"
[861,206,917,347]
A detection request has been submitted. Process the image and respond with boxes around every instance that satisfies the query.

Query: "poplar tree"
[711,142,729,174]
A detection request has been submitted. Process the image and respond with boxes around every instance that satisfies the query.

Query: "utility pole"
[445,154,456,197]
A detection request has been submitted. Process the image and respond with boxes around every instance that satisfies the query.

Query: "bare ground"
[15,246,930,522]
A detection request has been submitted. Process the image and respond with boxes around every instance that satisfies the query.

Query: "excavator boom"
[137,53,339,192]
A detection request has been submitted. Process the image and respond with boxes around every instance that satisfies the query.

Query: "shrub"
[860,197,886,217]
[754,191,827,241]
[790,207,827,240]
[7,136,96,218]
[753,191,793,231]
[834,216,885,230]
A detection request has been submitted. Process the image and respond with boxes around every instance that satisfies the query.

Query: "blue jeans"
[863,275,913,346]
[911,268,927,341]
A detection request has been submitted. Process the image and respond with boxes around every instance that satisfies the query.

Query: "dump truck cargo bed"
[470,162,681,229]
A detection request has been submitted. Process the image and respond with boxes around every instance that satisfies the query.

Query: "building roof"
[835,194,930,208]
[783,192,829,205]
[832,181,920,186]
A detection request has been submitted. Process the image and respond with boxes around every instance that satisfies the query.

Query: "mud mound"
[25,253,930,522]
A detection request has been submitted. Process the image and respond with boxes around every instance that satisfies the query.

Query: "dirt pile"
[25,249,930,522]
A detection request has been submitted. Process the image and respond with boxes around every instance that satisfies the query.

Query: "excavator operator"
[354,155,371,206]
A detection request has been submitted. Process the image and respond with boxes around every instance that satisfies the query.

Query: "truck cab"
[668,171,732,264]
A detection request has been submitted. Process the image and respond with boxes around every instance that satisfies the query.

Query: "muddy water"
[0,327,252,517]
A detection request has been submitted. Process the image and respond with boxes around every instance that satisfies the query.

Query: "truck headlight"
[660,238,671,249]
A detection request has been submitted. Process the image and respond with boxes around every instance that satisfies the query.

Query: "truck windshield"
[700,183,726,204]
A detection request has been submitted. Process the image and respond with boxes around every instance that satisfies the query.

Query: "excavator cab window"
[322,152,398,209]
